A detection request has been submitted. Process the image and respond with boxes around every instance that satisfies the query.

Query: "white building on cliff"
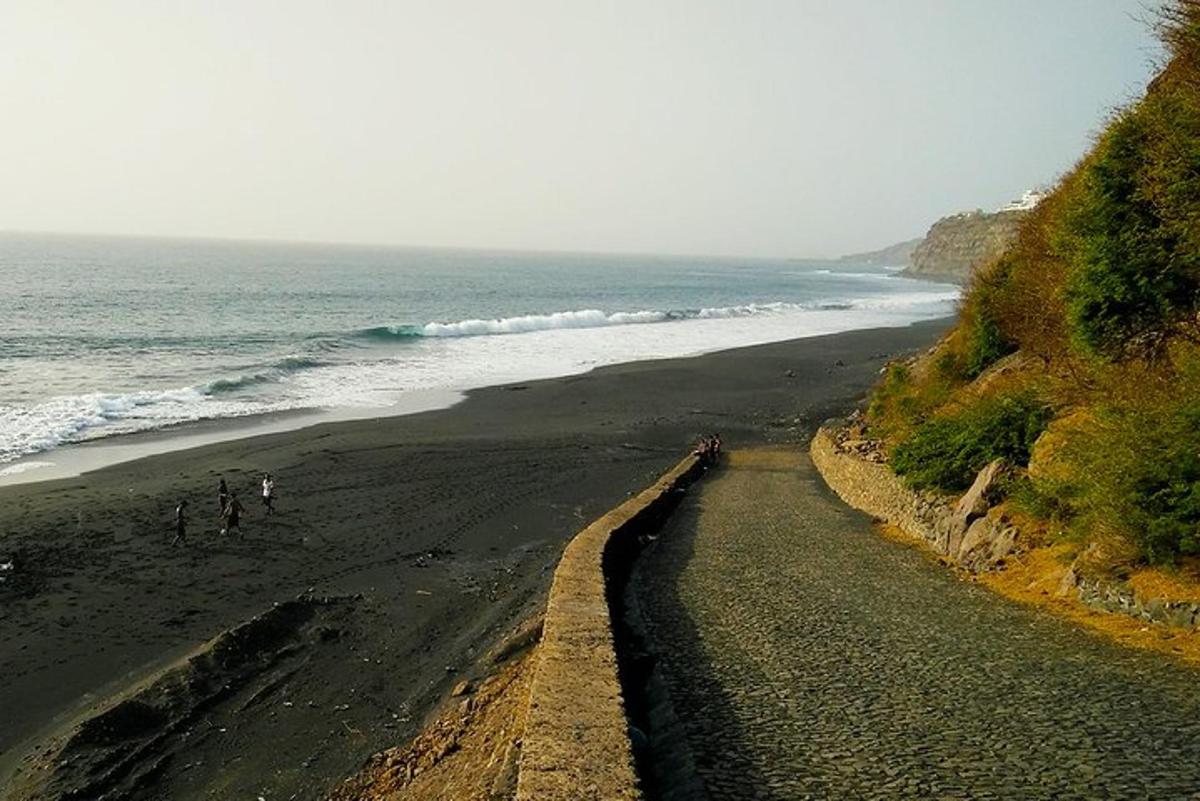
[997,189,1047,213]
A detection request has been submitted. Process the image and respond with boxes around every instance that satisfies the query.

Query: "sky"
[0,1,1164,258]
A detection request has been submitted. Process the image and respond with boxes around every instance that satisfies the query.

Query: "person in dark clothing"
[218,477,229,514]
[222,493,244,537]
[171,500,189,546]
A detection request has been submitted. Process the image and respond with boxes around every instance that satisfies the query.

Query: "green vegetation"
[1059,77,1200,361]
[1022,358,1200,563]
[961,258,1018,378]
[867,355,964,445]
[866,2,1200,565]
[891,393,1050,492]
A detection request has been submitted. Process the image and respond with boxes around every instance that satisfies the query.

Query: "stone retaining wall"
[1074,574,1200,630]
[516,455,704,801]
[811,427,1200,631]
[809,427,1021,571]
[810,427,939,543]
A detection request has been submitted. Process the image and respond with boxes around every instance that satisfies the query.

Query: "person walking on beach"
[218,477,229,514]
[261,473,275,516]
[222,492,245,537]
[171,500,189,546]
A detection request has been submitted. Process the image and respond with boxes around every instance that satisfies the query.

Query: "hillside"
[866,1,1200,580]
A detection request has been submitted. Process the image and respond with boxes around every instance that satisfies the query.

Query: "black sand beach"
[0,319,949,801]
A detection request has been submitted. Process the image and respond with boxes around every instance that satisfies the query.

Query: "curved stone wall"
[811,427,1200,630]
[516,455,703,801]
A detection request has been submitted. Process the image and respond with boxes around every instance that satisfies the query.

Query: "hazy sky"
[0,1,1162,257]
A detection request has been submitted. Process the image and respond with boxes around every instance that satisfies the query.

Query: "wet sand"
[0,319,949,801]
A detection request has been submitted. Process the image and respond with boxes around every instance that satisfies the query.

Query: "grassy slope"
[868,2,1200,577]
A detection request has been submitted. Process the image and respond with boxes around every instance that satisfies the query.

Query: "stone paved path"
[632,449,1200,800]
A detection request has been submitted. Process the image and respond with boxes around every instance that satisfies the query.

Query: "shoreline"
[0,318,952,801]
[0,388,466,488]
[0,315,954,487]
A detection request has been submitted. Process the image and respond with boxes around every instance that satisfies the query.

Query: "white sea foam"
[404,294,957,339]
[0,461,55,477]
[417,308,669,337]
[0,387,278,464]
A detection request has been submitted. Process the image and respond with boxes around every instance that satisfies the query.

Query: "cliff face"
[901,210,1026,284]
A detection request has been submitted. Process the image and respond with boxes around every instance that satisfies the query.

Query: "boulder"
[952,460,1006,534]
[1056,561,1081,598]
[956,517,993,563]
[956,514,1021,572]
[986,524,1020,565]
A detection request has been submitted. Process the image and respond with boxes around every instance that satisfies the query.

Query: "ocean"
[0,233,957,471]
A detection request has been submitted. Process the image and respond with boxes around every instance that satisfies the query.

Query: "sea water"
[0,233,958,468]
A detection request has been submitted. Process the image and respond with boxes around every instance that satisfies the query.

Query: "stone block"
[952,460,1006,535]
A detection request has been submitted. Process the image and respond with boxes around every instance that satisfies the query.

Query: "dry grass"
[1130,560,1200,604]
[326,644,535,801]
[978,545,1200,668]
[873,523,1200,668]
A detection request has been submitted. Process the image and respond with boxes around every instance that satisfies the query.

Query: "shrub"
[1066,398,1200,564]
[1011,474,1077,524]
[1059,62,1200,361]
[962,313,1013,379]
[988,199,1074,365]
[891,392,1052,492]
[959,257,1018,379]
[867,351,967,447]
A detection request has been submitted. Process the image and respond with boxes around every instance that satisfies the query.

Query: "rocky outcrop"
[902,209,1027,284]
[952,459,1006,534]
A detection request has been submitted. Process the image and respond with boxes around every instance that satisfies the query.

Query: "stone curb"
[516,455,705,801]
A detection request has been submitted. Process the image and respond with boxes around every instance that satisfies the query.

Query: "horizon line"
[0,226,874,264]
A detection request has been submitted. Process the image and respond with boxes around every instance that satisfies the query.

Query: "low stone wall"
[810,427,939,543]
[1074,573,1200,630]
[516,455,704,801]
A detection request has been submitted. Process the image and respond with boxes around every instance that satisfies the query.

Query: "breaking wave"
[204,356,326,394]
[357,294,956,341]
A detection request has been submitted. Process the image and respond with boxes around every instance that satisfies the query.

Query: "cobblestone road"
[632,449,1200,800]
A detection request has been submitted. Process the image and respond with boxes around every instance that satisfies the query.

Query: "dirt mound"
[5,595,354,801]
[326,619,541,801]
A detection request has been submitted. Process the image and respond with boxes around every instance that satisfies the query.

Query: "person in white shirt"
[262,473,275,516]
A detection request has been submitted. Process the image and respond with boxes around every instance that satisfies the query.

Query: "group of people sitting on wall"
[694,433,722,466]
